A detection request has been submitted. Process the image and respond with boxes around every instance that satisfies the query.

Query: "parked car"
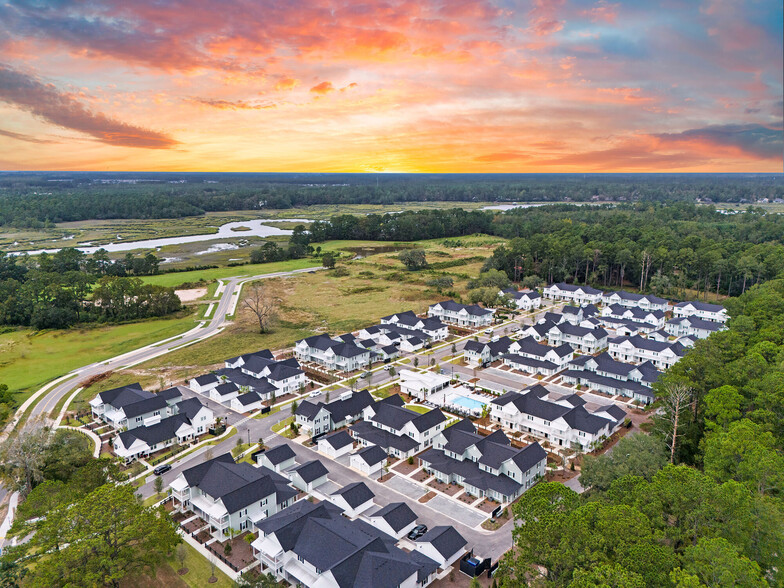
[310,389,322,398]
[383,365,394,371]
[483,329,493,335]
[153,464,172,476]
[407,524,428,540]
[360,371,372,378]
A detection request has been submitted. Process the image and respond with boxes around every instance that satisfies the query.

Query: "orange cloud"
[310,81,334,95]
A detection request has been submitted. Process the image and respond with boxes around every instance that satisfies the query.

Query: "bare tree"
[658,383,692,464]
[175,544,188,574]
[242,282,278,333]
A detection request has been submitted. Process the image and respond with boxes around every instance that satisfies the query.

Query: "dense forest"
[498,280,784,587]
[0,172,781,226]
[0,248,181,329]
[309,203,784,298]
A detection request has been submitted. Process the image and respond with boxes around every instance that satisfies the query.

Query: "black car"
[153,464,172,476]
[407,524,428,540]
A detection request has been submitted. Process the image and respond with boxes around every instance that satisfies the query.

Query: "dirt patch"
[379,472,396,483]
[175,288,207,303]
[392,459,419,475]
[431,571,493,587]
[121,563,188,588]
[412,469,432,483]
[419,491,436,503]
[428,479,462,496]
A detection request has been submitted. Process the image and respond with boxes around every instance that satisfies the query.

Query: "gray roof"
[322,430,354,451]
[430,300,492,316]
[416,526,467,559]
[213,382,239,397]
[234,390,262,406]
[675,300,724,312]
[118,413,189,448]
[370,502,417,532]
[263,443,297,465]
[293,459,329,483]
[352,441,393,464]
[192,374,219,386]
[332,481,375,509]
[158,387,184,402]
[175,397,208,420]
[549,282,602,295]
[122,395,169,418]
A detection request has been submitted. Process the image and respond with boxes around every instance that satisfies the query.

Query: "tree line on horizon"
[0,173,781,227]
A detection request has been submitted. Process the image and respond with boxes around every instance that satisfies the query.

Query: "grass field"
[127,238,502,386]
[0,314,199,402]
[141,257,321,288]
[122,542,233,588]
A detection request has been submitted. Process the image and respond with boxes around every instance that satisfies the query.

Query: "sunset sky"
[0,0,781,172]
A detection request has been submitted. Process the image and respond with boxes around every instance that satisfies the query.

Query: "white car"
[309,390,322,398]
[483,329,493,335]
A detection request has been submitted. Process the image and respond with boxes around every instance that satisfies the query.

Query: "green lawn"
[140,258,321,288]
[272,416,294,433]
[404,404,430,414]
[0,314,199,401]
[124,542,233,588]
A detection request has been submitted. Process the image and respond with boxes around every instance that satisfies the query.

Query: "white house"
[608,335,686,370]
[673,300,728,323]
[415,526,468,569]
[428,300,494,328]
[547,323,608,354]
[499,288,542,311]
[257,444,297,473]
[318,430,355,459]
[328,482,375,519]
[601,291,669,312]
[601,303,666,328]
[295,389,375,436]
[399,369,451,401]
[209,382,240,404]
[490,385,626,450]
[351,395,447,459]
[189,373,220,394]
[251,500,443,588]
[367,502,419,540]
[420,419,547,504]
[288,460,329,493]
[349,444,387,479]
[665,316,726,339]
[561,352,659,404]
[542,283,603,305]
[230,390,264,413]
[381,311,450,341]
[463,336,520,366]
[502,336,573,376]
[169,453,298,540]
[295,334,372,372]
[89,384,181,430]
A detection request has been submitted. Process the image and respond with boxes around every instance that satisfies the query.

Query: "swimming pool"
[451,396,487,411]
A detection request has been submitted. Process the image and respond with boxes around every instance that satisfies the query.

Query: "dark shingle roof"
[175,397,207,420]
[263,443,297,465]
[417,526,467,559]
[293,459,329,484]
[322,430,354,451]
[118,413,190,448]
[122,395,168,418]
[370,502,417,532]
[332,481,375,509]
[352,442,391,465]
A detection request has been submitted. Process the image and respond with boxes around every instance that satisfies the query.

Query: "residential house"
[608,335,686,369]
[381,311,450,341]
[428,300,494,328]
[328,482,375,519]
[547,323,608,354]
[542,283,603,305]
[517,320,557,342]
[350,444,388,479]
[665,316,726,339]
[351,396,447,459]
[295,389,375,436]
[601,304,666,328]
[463,336,520,366]
[235,354,307,396]
[230,391,264,413]
[289,460,329,493]
[251,501,442,588]
[317,430,355,459]
[561,352,659,404]
[295,334,372,372]
[189,373,220,394]
[502,336,573,376]
[112,397,214,463]
[257,444,297,473]
[499,288,542,311]
[419,419,547,504]
[89,383,181,430]
[209,382,240,404]
[673,300,728,323]
[399,370,451,401]
[561,304,598,325]
[367,502,419,540]
[169,453,298,540]
[601,291,669,312]
[490,385,626,449]
[415,526,468,569]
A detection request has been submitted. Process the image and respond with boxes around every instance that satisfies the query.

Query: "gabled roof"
[548,282,602,295]
[192,373,219,386]
[176,397,208,420]
[263,443,297,465]
[675,300,724,312]
[96,382,146,405]
[234,390,262,406]
[226,349,274,364]
[561,405,612,434]
[213,382,239,397]
[416,526,467,560]
[122,395,169,418]
[551,322,608,339]
[322,430,354,451]
[295,399,323,420]
[158,387,184,402]
[352,443,389,466]
[370,502,417,532]
[667,316,724,331]
[430,299,492,316]
[118,413,190,448]
[332,481,375,509]
[292,459,329,483]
